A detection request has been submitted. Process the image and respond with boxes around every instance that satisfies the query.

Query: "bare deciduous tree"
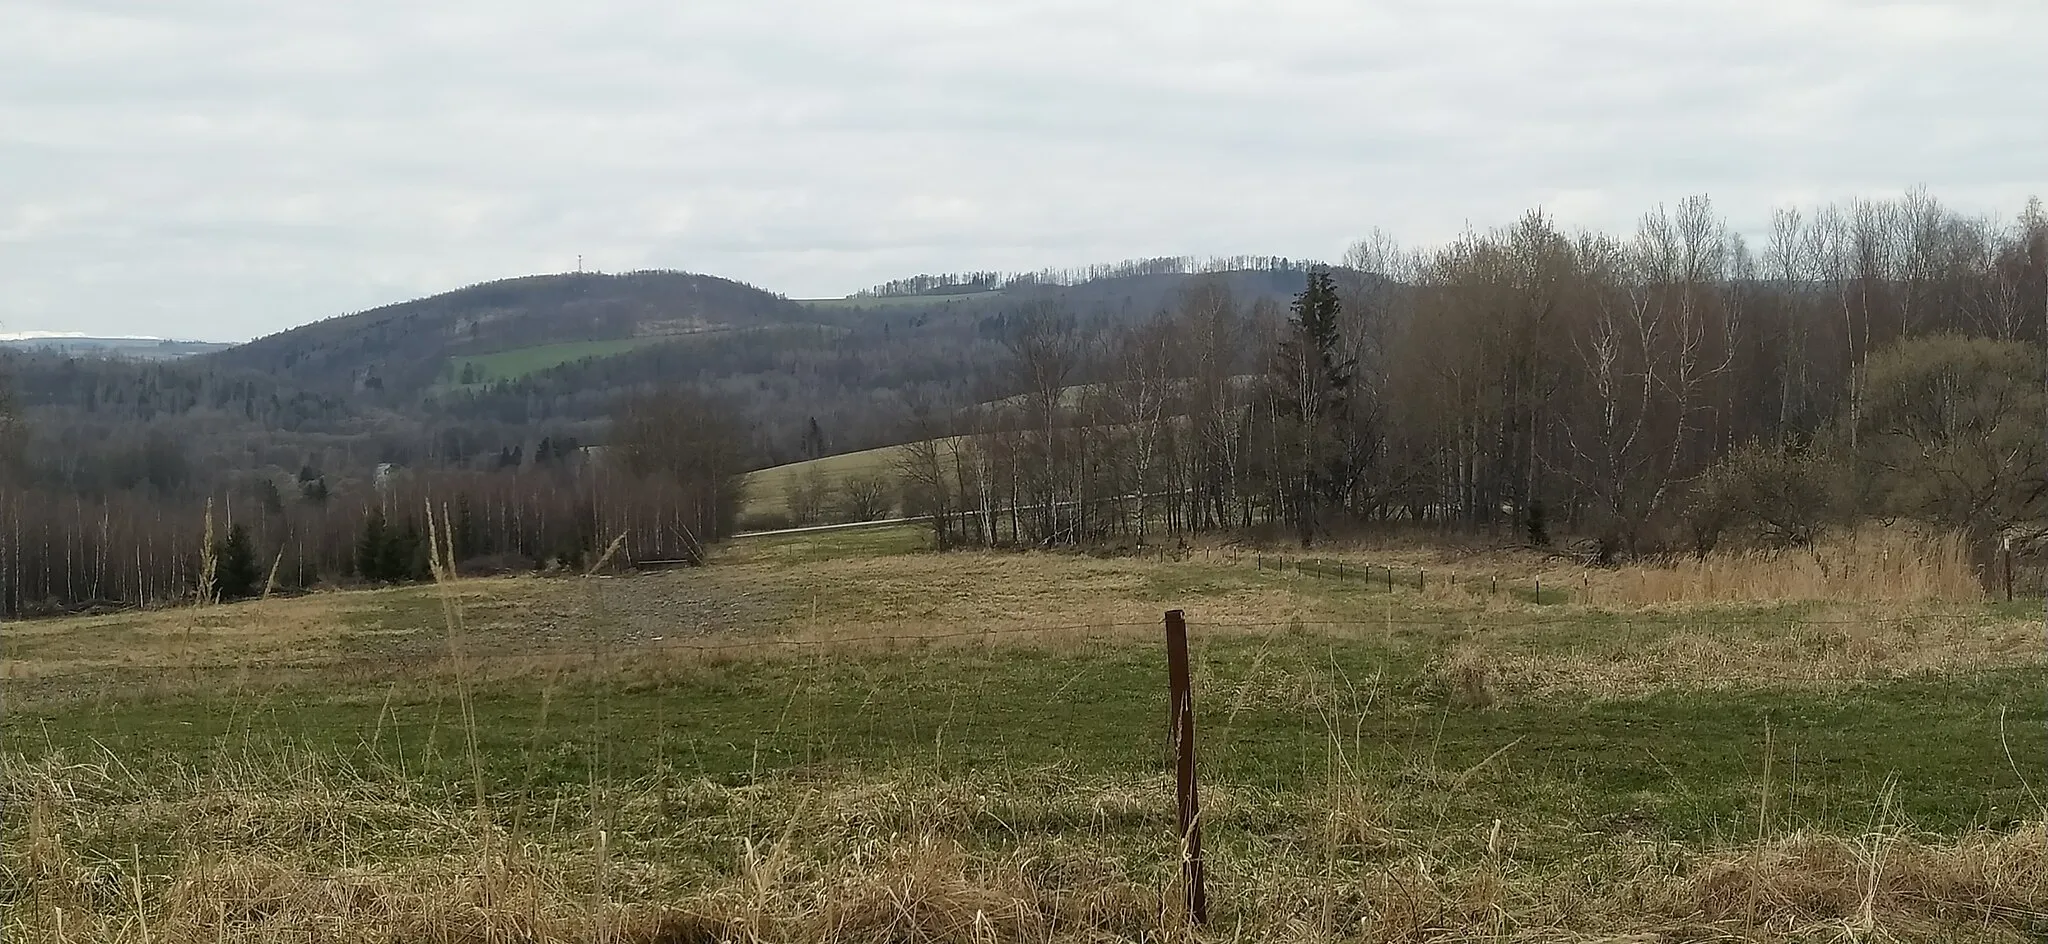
[837,473,892,523]
[1004,303,1083,544]
[785,465,834,526]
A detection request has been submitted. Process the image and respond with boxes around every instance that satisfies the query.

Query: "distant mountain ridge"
[0,335,231,359]
[172,262,1326,464]
[0,260,1326,505]
[202,270,811,399]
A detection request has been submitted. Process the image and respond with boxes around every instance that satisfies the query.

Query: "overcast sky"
[4,0,2044,341]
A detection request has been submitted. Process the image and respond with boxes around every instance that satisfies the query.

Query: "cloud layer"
[3,0,2043,340]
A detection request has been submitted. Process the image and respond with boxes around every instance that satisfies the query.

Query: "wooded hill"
[1,193,2043,617]
[205,271,814,400]
[0,263,1318,502]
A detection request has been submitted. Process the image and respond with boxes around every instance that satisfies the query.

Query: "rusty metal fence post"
[1164,609,1207,925]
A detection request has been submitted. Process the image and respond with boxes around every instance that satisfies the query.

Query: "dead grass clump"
[9,739,2048,944]
[1679,824,2048,939]
[679,833,1165,944]
[1473,611,2045,699]
[1320,783,1399,855]
[1429,645,1499,708]
[1622,524,1982,604]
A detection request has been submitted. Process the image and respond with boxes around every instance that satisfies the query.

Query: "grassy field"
[742,438,966,522]
[440,326,848,394]
[5,527,2046,941]
[740,377,1258,520]
[799,291,1005,310]
[440,337,671,389]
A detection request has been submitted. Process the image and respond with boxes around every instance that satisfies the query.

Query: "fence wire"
[5,610,2035,688]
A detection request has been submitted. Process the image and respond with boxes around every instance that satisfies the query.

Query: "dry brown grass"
[4,522,2005,679]
[1469,613,2046,700]
[1613,525,1984,606]
[7,591,2029,713]
[749,546,1351,628]
[1430,644,1499,709]
[8,752,2046,943]
[1681,823,2048,940]
[0,580,559,676]
[9,518,2040,942]
[2,521,2026,715]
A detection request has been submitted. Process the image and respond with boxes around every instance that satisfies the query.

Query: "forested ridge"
[891,196,2045,566]
[0,191,2042,615]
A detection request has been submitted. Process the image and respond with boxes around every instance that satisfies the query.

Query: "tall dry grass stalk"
[1620,524,1983,604]
[259,548,285,601]
[421,499,503,923]
[195,499,217,607]
[6,748,2045,943]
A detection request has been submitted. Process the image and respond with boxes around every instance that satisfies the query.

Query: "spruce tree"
[1271,269,1355,546]
[454,494,478,561]
[803,417,826,459]
[1525,498,1550,546]
[356,508,388,581]
[377,518,414,583]
[212,523,260,600]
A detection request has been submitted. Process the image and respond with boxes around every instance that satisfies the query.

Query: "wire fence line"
[1254,554,2048,602]
[11,612,2039,843]
[6,610,2033,687]
[8,606,2037,940]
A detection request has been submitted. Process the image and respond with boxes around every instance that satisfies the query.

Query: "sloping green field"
[798,291,1004,310]
[441,337,667,388]
[742,437,966,519]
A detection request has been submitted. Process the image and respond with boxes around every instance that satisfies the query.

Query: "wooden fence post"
[2004,537,2014,603]
[1164,609,1208,925]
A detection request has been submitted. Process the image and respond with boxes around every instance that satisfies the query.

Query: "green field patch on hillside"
[743,437,967,518]
[798,291,1004,310]
[439,337,670,388]
[799,291,1006,309]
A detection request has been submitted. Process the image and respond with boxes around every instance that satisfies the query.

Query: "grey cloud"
[1,0,2042,340]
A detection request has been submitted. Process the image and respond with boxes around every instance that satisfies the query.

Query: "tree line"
[857,255,1325,298]
[0,387,744,617]
[885,193,2045,567]
[1,190,2042,613]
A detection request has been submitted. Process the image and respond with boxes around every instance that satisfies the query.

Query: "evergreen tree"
[1270,269,1354,546]
[378,517,414,583]
[356,508,388,581]
[254,478,284,515]
[212,523,260,600]
[1525,498,1550,547]
[802,417,826,459]
[454,494,479,561]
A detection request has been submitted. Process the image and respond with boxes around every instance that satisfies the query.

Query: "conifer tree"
[212,522,260,600]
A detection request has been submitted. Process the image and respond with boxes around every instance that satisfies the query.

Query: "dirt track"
[460,569,785,649]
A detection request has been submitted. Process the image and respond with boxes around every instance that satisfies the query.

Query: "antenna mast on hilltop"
[577,254,583,274]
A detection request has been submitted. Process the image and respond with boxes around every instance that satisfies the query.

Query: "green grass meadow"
[19,638,2043,846]
[7,524,2046,941]
[439,337,669,389]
